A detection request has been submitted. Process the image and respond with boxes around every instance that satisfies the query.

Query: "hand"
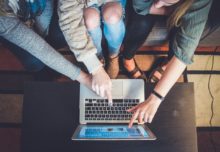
[127,94,162,128]
[91,67,112,105]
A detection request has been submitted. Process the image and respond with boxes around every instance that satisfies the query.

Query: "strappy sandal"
[122,58,147,80]
[148,57,168,83]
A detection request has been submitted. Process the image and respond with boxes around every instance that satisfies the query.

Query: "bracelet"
[152,90,165,101]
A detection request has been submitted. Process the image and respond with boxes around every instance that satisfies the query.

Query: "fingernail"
[108,102,113,106]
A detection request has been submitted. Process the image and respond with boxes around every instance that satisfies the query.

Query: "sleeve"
[0,16,81,80]
[170,0,213,64]
[58,0,102,74]
[132,0,153,15]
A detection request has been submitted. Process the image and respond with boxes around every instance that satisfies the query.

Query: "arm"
[58,0,112,103]
[0,16,81,81]
[57,0,102,74]
[0,16,95,87]
[128,0,213,127]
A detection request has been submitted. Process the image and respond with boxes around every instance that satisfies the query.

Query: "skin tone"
[76,66,113,105]
[127,0,188,127]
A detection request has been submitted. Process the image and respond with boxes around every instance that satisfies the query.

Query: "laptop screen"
[77,125,149,139]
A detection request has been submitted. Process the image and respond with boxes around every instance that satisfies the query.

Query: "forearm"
[154,56,186,97]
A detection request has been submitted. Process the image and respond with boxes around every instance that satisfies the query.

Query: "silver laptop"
[72,79,156,140]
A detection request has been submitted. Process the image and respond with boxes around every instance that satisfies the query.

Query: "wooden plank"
[138,45,220,53]
[138,44,169,52]
[217,46,220,52]
[0,94,23,123]
[0,128,21,152]
[0,72,34,93]
[196,46,217,52]
[0,45,24,71]
[197,130,220,152]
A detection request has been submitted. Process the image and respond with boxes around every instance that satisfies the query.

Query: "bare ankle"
[123,58,134,66]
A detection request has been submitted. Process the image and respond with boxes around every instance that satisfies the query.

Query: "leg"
[35,0,54,37]
[84,7,103,59]
[122,4,156,78]
[102,1,125,58]
[46,3,67,49]
[101,1,126,78]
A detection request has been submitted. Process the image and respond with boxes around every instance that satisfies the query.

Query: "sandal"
[121,58,147,80]
[148,57,169,83]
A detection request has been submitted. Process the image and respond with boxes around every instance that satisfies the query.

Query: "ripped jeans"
[87,0,126,59]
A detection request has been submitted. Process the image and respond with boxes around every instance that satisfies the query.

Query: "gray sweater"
[0,0,82,80]
[0,16,81,80]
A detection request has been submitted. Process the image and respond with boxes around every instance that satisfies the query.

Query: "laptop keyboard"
[84,99,139,121]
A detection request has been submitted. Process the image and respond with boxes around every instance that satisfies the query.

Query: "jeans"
[88,0,126,58]
[122,0,156,60]
[0,0,53,71]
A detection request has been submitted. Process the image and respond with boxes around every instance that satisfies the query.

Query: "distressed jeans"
[88,0,126,58]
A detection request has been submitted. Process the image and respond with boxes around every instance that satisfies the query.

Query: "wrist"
[151,90,165,102]
[76,71,91,84]
[91,66,104,76]
[83,54,103,74]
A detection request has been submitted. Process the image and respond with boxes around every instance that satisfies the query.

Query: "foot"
[98,55,105,66]
[123,58,142,78]
[149,63,167,83]
[106,56,119,79]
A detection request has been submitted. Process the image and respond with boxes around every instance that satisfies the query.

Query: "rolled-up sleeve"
[58,0,102,73]
[170,0,212,64]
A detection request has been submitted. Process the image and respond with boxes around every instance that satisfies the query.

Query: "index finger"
[128,111,139,128]
[106,89,112,106]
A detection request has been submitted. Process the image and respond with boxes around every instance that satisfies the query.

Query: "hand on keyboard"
[91,67,113,106]
[85,99,138,121]
[127,94,162,128]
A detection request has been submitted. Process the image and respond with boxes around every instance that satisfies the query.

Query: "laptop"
[72,79,156,140]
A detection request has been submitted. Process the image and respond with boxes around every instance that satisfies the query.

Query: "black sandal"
[122,58,147,80]
[149,66,165,83]
[148,57,168,83]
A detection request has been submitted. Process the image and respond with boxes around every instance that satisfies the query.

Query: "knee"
[84,8,100,30]
[103,2,123,24]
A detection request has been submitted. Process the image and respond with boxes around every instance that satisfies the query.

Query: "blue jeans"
[88,0,126,58]
[0,0,53,71]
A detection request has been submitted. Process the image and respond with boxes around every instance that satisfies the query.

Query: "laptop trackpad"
[112,81,123,97]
